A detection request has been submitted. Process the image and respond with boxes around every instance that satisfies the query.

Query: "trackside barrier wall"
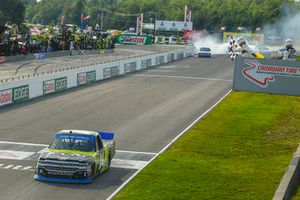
[273,145,300,200]
[0,47,194,107]
[233,56,300,96]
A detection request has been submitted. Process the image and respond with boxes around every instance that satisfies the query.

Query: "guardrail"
[0,46,194,107]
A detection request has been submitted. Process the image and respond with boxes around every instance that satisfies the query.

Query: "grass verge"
[114,91,300,200]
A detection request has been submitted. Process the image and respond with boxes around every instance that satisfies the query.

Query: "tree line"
[1,0,300,32]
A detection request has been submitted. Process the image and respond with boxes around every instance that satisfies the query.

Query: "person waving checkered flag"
[228,36,238,61]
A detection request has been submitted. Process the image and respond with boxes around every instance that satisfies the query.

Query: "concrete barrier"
[273,145,300,200]
[0,47,194,107]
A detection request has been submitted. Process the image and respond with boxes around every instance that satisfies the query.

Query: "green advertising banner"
[115,34,152,45]
[43,77,67,94]
[77,71,96,86]
[13,85,29,103]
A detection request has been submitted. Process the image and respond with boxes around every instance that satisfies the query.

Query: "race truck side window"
[96,135,103,150]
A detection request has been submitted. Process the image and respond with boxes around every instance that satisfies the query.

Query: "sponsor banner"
[233,57,300,96]
[155,56,164,65]
[116,35,152,45]
[111,66,120,77]
[77,71,96,86]
[0,89,13,106]
[141,59,152,69]
[143,23,154,30]
[13,85,29,103]
[43,80,55,94]
[0,85,29,106]
[103,66,120,79]
[176,52,184,60]
[0,56,6,64]
[103,68,111,79]
[124,62,137,73]
[136,14,143,35]
[43,77,67,94]
[167,54,175,62]
[184,6,192,23]
[223,32,264,44]
[183,30,203,42]
[155,20,193,31]
[186,51,193,57]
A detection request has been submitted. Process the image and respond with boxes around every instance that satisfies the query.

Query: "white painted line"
[111,159,148,170]
[159,65,178,69]
[0,150,35,160]
[116,150,157,155]
[0,141,48,147]
[133,74,232,82]
[4,165,14,169]
[21,166,33,171]
[106,89,232,200]
[145,70,172,73]
[12,165,23,170]
[37,148,48,154]
[0,164,34,171]
[0,141,157,157]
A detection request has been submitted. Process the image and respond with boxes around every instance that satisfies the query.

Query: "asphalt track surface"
[0,55,233,200]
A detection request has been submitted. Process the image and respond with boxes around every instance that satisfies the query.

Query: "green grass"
[114,91,300,200]
[296,56,300,61]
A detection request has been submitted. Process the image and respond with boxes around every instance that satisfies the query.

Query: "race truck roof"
[58,130,99,137]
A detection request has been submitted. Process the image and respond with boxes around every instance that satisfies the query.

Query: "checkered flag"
[228,37,238,61]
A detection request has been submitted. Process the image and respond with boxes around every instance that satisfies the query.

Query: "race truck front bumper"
[34,159,93,183]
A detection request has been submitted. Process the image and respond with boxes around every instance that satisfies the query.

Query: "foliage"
[114,91,300,200]
[22,0,300,32]
[0,0,25,25]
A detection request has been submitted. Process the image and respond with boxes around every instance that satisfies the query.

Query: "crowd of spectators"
[0,29,115,57]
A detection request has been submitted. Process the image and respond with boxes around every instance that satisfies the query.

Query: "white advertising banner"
[155,20,193,31]
[136,14,143,35]
[0,89,13,106]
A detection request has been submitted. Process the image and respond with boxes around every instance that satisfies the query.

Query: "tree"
[0,0,25,25]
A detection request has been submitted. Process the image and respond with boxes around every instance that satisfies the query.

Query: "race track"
[0,55,233,200]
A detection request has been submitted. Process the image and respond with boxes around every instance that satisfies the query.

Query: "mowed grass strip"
[114,91,300,200]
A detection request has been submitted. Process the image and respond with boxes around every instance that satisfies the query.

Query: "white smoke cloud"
[192,34,228,54]
[263,5,300,46]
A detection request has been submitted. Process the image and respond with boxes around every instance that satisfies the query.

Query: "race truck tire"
[90,163,96,179]
[108,154,111,168]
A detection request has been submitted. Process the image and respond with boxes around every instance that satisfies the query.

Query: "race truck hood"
[40,149,95,163]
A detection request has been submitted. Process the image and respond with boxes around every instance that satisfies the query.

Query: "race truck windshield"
[49,134,96,152]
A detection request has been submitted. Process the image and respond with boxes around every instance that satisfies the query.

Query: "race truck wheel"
[90,163,95,179]
[108,154,111,168]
